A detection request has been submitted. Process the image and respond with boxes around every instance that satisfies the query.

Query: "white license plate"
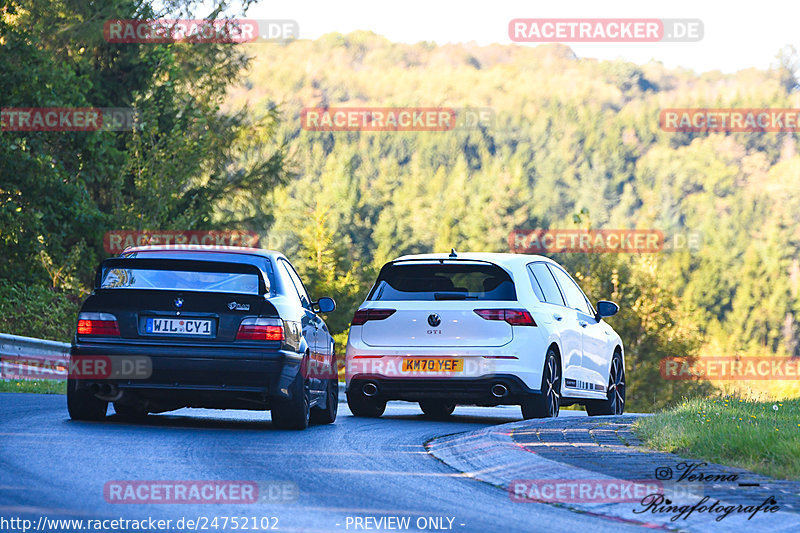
[145,318,212,336]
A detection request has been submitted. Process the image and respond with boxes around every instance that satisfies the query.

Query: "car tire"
[271,371,310,430]
[586,351,625,416]
[346,389,386,418]
[67,379,108,421]
[521,347,561,419]
[419,400,455,419]
[310,379,339,425]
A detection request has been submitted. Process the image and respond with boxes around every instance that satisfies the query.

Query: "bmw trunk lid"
[83,257,276,343]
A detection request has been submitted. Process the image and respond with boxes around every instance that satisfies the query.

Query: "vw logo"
[173,297,184,309]
[427,313,441,327]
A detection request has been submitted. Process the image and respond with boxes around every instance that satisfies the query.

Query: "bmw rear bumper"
[70,341,302,409]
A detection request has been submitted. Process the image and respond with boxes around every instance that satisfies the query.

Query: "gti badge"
[228,301,250,311]
[427,313,441,327]
[173,297,184,309]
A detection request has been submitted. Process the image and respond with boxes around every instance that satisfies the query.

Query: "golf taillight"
[351,308,396,326]
[236,318,284,341]
[77,312,120,336]
[474,309,537,326]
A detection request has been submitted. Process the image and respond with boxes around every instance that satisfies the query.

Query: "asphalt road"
[0,393,651,533]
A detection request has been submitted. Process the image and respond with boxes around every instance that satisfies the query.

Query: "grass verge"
[0,379,66,394]
[634,396,800,479]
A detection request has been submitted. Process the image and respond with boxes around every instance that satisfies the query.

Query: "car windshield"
[368,263,516,301]
[100,267,260,295]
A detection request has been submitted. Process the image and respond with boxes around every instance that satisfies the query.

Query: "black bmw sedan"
[67,245,338,430]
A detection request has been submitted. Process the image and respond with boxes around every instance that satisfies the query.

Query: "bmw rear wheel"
[310,378,339,425]
[67,379,108,421]
[271,371,310,430]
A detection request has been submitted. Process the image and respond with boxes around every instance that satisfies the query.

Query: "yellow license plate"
[402,358,464,372]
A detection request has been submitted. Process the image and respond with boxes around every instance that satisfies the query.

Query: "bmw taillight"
[351,308,396,326]
[474,309,537,326]
[236,317,284,341]
[77,312,121,336]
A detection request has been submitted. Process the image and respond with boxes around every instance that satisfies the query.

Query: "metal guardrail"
[0,333,70,380]
[0,332,350,403]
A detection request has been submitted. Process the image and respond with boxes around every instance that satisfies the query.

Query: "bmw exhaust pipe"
[362,382,379,397]
[491,383,508,398]
[93,383,123,401]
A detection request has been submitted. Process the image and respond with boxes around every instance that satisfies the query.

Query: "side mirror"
[596,300,619,319]
[313,297,336,314]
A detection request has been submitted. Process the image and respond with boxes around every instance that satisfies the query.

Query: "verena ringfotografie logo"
[301,107,457,132]
[661,357,800,380]
[103,19,298,43]
[509,19,703,43]
[1,108,138,131]
[509,229,702,254]
[103,230,260,254]
[660,109,800,132]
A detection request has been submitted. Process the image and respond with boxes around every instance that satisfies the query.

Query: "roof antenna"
[449,248,457,258]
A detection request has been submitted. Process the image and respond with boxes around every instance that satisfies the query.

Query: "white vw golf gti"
[344,251,625,419]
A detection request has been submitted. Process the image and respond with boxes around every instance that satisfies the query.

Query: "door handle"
[553,313,562,321]
[578,321,588,328]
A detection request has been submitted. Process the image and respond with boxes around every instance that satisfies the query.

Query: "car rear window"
[100,268,260,294]
[368,263,516,301]
[121,251,273,293]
